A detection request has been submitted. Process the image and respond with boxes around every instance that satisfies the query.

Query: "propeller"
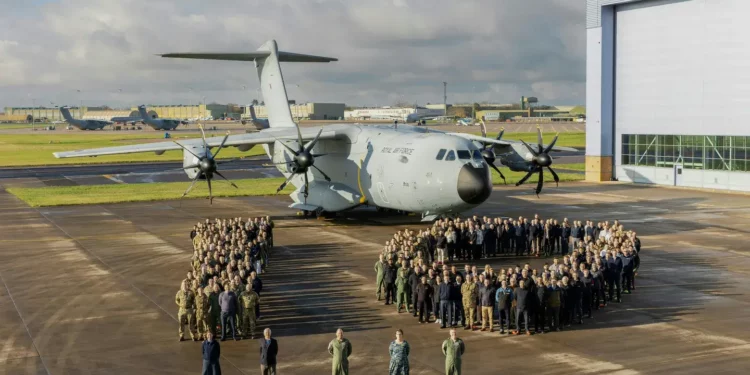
[478,120,506,184]
[274,125,331,204]
[515,126,560,196]
[173,124,237,204]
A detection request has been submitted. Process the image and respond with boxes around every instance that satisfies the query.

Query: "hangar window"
[457,150,471,160]
[621,134,750,172]
[445,150,456,161]
[436,149,447,160]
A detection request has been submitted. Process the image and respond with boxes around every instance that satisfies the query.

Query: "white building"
[245,102,344,120]
[586,0,750,192]
[345,106,444,121]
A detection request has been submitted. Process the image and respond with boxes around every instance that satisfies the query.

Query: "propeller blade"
[304,128,324,153]
[173,141,202,160]
[311,153,327,158]
[275,138,299,156]
[212,131,231,159]
[496,128,505,141]
[536,126,543,153]
[181,172,203,198]
[295,122,304,152]
[490,163,506,184]
[303,171,309,204]
[520,140,538,156]
[543,134,560,154]
[480,120,487,139]
[198,124,209,156]
[535,169,544,197]
[515,171,534,186]
[214,171,238,189]
[276,173,296,193]
[311,164,332,182]
[207,177,213,204]
[547,166,560,187]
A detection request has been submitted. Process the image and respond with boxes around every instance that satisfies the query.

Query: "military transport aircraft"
[54,40,575,220]
[59,106,112,130]
[137,105,185,130]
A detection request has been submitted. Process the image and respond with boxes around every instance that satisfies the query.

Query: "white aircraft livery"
[54,40,575,220]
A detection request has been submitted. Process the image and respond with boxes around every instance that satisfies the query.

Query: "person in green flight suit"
[375,254,386,301]
[208,284,221,336]
[441,328,465,375]
[327,328,352,375]
[395,268,411,314]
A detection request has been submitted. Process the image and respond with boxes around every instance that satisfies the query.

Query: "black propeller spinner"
[274,125,331,204]
[479,120,506,184]
[516,127,561,196]
[173,124,238,204]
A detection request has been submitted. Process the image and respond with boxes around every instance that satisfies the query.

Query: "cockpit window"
[457,150,471,160]
[472,149,483,162]
[436,149,447,160]
[445,150,456,161]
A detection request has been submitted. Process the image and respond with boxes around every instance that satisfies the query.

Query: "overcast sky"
[0,0,585,109]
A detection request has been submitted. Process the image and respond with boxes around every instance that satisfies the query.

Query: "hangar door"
[614,0,750,188]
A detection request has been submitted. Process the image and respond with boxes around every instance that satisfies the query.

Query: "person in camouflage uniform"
[395,268,411,313]
[461,274,478,331]
[175,280,197,341]
[195,286,210,340]
[239,284,260,339]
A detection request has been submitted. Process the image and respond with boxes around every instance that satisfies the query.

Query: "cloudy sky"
[0,0,585,109]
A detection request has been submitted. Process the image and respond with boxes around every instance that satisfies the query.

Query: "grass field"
[0,133,265,167]
[472,131,585,149]
[7,167,583,207]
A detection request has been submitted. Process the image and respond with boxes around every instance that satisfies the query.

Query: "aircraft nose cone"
[457,163,492,205]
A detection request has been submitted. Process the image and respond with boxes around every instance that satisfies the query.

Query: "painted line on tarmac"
[103,174,125,184]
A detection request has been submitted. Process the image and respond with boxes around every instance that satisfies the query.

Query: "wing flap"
[53,128,339,159]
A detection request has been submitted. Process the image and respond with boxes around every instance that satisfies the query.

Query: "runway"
[1,181,748,374]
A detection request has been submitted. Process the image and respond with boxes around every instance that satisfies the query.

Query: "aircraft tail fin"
[60,107,74,122]
[137,105,151,120]
[160,40,337,129]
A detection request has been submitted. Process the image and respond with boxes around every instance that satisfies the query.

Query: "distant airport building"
[587,0,750,192]
[246,102,344,120]
[344,106,444,121]
[133,104,230,120]
[477,107,578,122]
[3,106,104,122]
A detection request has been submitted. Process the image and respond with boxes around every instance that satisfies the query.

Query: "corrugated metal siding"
[587,0,647,28]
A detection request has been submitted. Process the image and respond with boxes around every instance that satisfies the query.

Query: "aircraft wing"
[447,132,578,152]
[53,127,338,158]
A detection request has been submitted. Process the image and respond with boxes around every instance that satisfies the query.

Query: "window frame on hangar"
[586,0,750,192]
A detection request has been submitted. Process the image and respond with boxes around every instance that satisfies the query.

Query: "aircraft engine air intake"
[173,125,238,203]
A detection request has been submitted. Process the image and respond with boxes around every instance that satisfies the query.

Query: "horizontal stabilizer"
[159,51,337,63]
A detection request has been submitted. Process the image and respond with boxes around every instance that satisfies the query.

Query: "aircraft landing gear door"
[674,164,683,186]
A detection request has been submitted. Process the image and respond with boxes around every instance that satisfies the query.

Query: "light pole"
[28,94,35,130]
[202,96,206,119]
[472,85,476,119]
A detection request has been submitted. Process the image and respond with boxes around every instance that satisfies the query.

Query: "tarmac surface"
[1,181,749,374]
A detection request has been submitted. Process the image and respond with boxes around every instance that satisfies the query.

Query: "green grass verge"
[553,163,585,171]
[472,131,585,149]
[7,168,583,207]
[0,133,265,167]
[6,177,294,207]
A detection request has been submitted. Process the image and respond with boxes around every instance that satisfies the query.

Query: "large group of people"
[176,216,274,343]
[374,214,642,334]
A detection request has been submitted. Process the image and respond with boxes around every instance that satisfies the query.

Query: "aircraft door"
[674,164,683,186]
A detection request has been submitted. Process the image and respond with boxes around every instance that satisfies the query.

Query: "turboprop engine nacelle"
[183,145,209,179]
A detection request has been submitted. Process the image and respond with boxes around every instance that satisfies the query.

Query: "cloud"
[0,0,585,109]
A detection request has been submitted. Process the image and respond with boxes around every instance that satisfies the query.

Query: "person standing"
[439,276,453,329]
[218,286,239,341]
[513,280,531,335]
[239,284,259,339]
[250,271,263,321]
[478,278,495,332]
[328,328,352,375]
[395,269,411,314]
[416,276,433,323]
[201,331,221,375]
[388,329,410,375]
[375,254,386,301]
[442,328,465,375]
[260,328,278,375]
[460,275,478,331]
[384,259,397,305]
[175,280,197,342]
